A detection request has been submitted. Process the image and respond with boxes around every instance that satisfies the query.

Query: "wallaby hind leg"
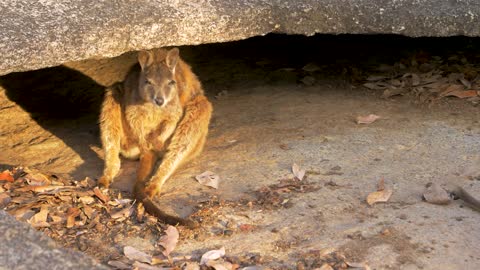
[98,85,124,187]
[144,95,212,198]
[136,150,158,183]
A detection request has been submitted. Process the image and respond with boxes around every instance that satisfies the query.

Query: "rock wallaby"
[98,48,212,225]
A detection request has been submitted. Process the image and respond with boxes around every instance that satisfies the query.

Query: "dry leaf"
[158,225,179,257]
[300,76,316,86]
[50,215,63,225]
[93,187,109,203]
[388,79,403,87]
[444,90,478,99]
[424,81,449,92]
[206,259,234,270]
[132,261,170,270]
[382,88,407,98]
[152,255,192,265]
[460,78,472,88]
[66,207,81,228]
[183,262,200,270]
[366,189,393,205]
[0,192,12,208]
[302,63,320,72]
[402,73,420,86]
[363,82,389,90]
[25,173,51,186]
[124,246,152,264]
[115,198,133,206]
[315,264,334,270]
[411,73,420,86]
[8,205,35,220]
[15,185,75,193]
[79,196,95,204]
[195,171,220,189]
[29,205,50,228]
[366,75,388,81]
[292,163,306,181]
[346,261,371,270]
[200,247,226,265]
[107,260,131,269]
[439,84,465,97]
[319,248,336,258]
[356,114,381,124]
[110,207,133,219]
[0,170,14,182]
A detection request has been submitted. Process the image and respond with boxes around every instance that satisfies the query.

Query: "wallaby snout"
[153,96,164,106]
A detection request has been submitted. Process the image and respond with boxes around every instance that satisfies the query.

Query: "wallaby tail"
[451,185,480,212]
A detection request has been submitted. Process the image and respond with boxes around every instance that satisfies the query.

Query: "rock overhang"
[0,0,479,75]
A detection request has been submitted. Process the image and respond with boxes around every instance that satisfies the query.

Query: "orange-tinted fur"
[99,48,212,224]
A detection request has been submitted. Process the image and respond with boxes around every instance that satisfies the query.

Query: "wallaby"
[98,48,212,225]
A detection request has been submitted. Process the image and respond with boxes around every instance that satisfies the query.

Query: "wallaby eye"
[168,80,176,86]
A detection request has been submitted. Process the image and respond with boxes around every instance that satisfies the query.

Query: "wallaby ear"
[165,48,180,72]
[138,50,154,70]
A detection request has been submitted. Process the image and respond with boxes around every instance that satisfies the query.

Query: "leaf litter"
[360,52,480,104]
[0,166,273,269]
[256,175,320,210]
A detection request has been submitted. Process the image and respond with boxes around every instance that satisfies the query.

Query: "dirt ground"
[1,35,480,269]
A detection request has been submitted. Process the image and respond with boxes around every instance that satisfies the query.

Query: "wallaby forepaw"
[98,176,112,188]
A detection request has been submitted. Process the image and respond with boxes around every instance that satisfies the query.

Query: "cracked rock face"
[1,0,480,75]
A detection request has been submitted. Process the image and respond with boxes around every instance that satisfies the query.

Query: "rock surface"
[0,210,107,270]
[1,0,480,75]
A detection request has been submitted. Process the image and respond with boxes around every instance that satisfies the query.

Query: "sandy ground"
[1,35,480,269]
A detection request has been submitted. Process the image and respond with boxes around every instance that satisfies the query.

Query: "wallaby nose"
[153,97,164,106]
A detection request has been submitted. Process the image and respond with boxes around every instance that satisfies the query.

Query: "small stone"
[300,76,315,86]
[423,183,451,205]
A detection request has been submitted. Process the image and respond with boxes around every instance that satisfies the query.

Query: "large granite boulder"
[0,0,479,75]
[0,210,107,270]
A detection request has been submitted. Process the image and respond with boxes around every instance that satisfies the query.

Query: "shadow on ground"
[0,66,105,179]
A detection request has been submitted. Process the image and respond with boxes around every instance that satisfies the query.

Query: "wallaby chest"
[123,101,183,150]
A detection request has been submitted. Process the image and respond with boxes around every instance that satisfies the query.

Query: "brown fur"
[98,48,212,225]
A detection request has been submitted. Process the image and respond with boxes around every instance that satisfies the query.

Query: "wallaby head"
[137,48,180,107]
